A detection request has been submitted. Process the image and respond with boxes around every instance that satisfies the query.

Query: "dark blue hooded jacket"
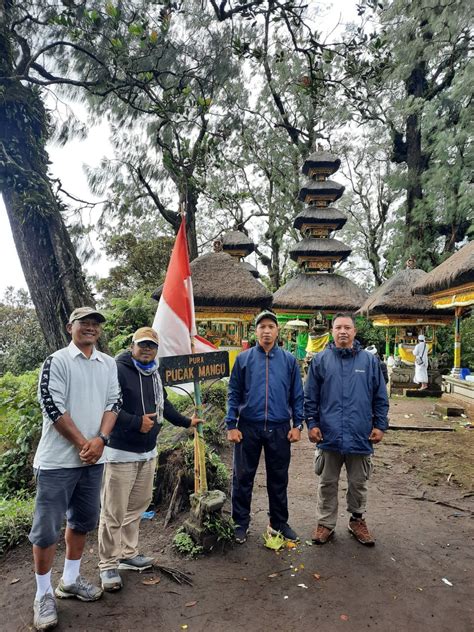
[225,343,304,430]
[304,341,389,455]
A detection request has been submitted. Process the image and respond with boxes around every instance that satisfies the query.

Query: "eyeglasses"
[136,341,158,349]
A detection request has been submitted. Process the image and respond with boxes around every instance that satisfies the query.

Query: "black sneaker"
[234,526,249,544]
[267,523,299,542]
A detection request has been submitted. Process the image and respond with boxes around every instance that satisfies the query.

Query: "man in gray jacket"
[304,313,389,547]
[30,307,120,631]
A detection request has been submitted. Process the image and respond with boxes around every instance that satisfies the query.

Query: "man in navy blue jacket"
[225,311,304,544]
[304,313,389,546]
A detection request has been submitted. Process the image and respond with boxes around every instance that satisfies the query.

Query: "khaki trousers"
[314,449,372,529]
[98,458,156,570]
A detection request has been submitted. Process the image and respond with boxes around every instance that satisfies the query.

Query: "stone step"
[404,388,441,398]
[434,402,465,417]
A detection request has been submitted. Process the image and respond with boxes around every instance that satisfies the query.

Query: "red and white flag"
[153,217,215,358]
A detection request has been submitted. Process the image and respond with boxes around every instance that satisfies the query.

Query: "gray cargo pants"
[314,448,372,529]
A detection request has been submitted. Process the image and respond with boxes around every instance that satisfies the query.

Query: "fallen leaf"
[313,573,321,580]
[142,577,161,586]
[286,541,297,549]
[10,578,20,584]
[268,573,279,578]
[305,540,313,546]
[181,626,188,630]
[185,601,197,607]
[340,614,349,621]
[299,564,304,570]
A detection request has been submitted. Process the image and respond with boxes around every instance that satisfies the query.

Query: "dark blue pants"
[231,422,291,530]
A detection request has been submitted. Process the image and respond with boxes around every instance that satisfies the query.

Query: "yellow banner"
[306,333,330,353]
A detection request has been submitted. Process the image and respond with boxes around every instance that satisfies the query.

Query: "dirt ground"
[1,398,473,632]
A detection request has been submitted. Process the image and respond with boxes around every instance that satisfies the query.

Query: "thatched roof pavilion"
[153,251,271,309]
[273,274,367,312]
[412,241,474,301]
[358,267,453,326]
[411,241,474,377]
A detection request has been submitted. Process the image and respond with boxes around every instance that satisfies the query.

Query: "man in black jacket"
[98,327,200,591]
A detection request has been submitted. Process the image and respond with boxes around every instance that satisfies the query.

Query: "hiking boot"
[33,592,58,631]
[267,523,299,542]
[311,525,335,545]
[348,518,375,546]
[118,554,154,571]
[100,569,123,592]
[234,525,249,544]
[55,575,103,601]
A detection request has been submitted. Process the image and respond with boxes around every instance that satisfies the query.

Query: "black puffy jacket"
[108,351,191,453]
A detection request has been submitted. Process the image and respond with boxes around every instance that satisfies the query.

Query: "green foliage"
[0,289,48,376]
[0,370,42,497]
[202,381,227,411]
[102,291,157,356]
[203,513,235,544]
[96,232,173,301]
[164,389,192,414]
[354,318,387,352]
[0,494,35,555]
[182,442,229,493]
[172,527,203,557]
[461,315,474,370]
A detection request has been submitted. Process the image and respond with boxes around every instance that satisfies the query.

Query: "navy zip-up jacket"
[304,341,389,455]
[225,343,304,430]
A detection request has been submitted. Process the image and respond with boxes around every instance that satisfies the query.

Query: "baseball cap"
[255,310,278,326]
[132,327,159,344]
[68,306,106,324]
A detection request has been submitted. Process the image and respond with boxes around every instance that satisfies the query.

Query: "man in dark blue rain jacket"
[305,313,389,546]
[225,311,304,544]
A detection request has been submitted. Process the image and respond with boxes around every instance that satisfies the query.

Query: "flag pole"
[180,204,208,495]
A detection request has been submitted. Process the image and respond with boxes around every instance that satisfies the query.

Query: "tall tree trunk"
[0,2,95,351]
[180,183,199,261]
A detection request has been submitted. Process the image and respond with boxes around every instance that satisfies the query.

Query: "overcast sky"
[0,1,361,296]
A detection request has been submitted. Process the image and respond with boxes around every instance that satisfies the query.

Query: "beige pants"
[315,449,372,529]
[98,458,156,570]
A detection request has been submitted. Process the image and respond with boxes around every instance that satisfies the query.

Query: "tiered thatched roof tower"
[273,149,367,315]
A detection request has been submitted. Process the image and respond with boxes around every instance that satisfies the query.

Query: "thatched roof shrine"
[273,274,367,312]
[302,150,341,177]
[152,251,272,309]
[412,241,474,296]
[221,230,255,256]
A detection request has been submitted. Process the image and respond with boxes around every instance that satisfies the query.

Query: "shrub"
[172,527,203,557]
[0,370,42,497]
[202,381,228,411]
[0,494,35,555]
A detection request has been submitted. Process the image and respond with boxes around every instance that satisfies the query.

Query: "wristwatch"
[97,431,110,446]
[294,424,304,431]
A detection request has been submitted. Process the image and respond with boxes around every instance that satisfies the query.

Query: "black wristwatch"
[97,431,110,446]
